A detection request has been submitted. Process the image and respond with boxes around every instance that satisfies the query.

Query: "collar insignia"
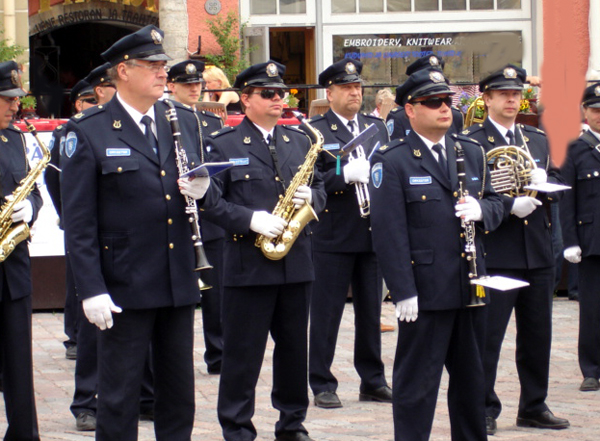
[413,149,421,157]
[503,67,517,79]
[151,29,162,44]
[283,135,290,142]
[345,62,357,74]
[74,113,84,119]
[113,120,122,129]
[462,129,469,135]
[488,136,494,143]
[1,135,7,143]
[185,63,196,74]
[331,124,337,131]
[266,63,278,77]
[202,120,208,127]
[523,136,529,142]
[243,136,251,144]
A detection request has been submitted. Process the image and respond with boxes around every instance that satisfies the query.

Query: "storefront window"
[251,0,306,14]
[387,0,411,11]
[360,0,383,12]
[498,0,521,9]
[281,0,306,13]
[470,0,494,9]
[331,0,521,13]
[332,0,356,13]
[251,0,277,14]
[443,0,466,10]
[415,0,439,11]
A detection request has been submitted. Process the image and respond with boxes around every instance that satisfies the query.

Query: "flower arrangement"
[522,86,537,100]
[519,99,531,113]
[458,92,484,119]
[19,95,36,110]
[284,89,299,108]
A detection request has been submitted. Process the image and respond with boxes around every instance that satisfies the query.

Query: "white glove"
[178,176,210,199]
[395,296,418,322]
[343,157,370,184]
[250,211,288,239]
[82,293,122,330]
[530,168,547,185]
[292,185,312,210]
[454,196,483,222]
[510,196,542,218]
[564,246,582,264]
[10,199,33,223]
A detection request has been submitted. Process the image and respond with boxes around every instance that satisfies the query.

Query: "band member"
[560,82,600,392]
[85,62,117,106]
[201,61,326,441]
[61,25,211,441]
[387,55,464,140]
[370,66,504,441]
[305,59,391,409]
[0,60,43,441]
[168,59,225,374]
[463,65,569,434]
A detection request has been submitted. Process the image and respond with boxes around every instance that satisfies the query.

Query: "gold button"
[169,243,174,249]
[168,219,173,225]
[588,174,592,178]
[453,191,458,197]
[595,171,599,177]
[461,253,466,258]
[165,194,171,200]
[245,174,250,179]
[117,167,123,173]
[524,220,528,226]
[422,195,426,200]
[579,220,582,225]
[104,246,109,250]
[161,170,166,176]
[411,261,414,265]
[485,231,489,234]
[460,233,464,238]
[240,235,244,238]
[275,176,280,181]
[325,209,329,213]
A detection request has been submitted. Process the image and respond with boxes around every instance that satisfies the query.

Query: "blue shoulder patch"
[372,162,383,188]
[65,132,77,158]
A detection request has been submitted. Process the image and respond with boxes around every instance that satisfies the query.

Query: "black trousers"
[483,266,554,418]
[218,283,310,441]
[309,251,386,395]
[96,305,195,441]
[0,276,40,441]
[578,256,600,379]
[201,239,224,372]
[63,252,78,348]
[393,308,487,441]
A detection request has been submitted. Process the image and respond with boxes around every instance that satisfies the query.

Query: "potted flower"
[19,95,37,119]
[521,86,537,114]
[283,89,300,118]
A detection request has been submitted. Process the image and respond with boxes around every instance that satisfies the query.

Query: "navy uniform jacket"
[560,130,600,256]
[194,108,225,243]
[45,124,65,225]
[306,109,389,253]
[0,125,43,301]
[201,117,326,287]
[386,106,463,140]
[61,98,205,309]
[369,131,503,310]
[463,119,564,269]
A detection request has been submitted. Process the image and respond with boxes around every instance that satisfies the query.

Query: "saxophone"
[255,112,324,260]
[0,119,51,262]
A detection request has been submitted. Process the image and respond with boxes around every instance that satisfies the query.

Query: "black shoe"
[359,385,392,403]
[66,345,77,360]
[207,364,221,375]
[516,410,570,430]
[580,377,600,391]
[275,431,314,441]
[486,416,497,435]
[76,412,96,431]
[314,391,342,408]
[568,292,579,301]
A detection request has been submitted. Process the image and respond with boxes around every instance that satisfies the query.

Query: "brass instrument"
[455,141,485,307]
[0,119,51,262]
[164,100,213,290]
[347,144,370,217]
[255,112,323,260]
[486,127,537,198]
[464,95,487,129]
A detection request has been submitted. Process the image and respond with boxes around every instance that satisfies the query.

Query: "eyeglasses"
[100,82,116,89]
[129,62,170,74]
[411,96,453,110]
[81,98,98,105]
[252,89,285,100]
[0,96,20,105]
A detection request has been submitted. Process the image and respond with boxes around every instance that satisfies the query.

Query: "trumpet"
[348,145,370,218]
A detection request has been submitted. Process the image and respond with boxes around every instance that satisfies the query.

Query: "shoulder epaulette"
[199,110,222,121]
[461,123,484,136]
[208,126,235,139]
[280,124,305,135]
[307,114,326,124]
[361,112,382,121]
[6,123,21,133]
[519,123,546,136]
[452,132,482,146]
[390,107,400,114]
[377,138,407,155]
[70,105,105,123]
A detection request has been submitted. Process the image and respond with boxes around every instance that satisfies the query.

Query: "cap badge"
[266,63,278,77]
[185,64,197,75]
[595,85,600,96]
[10,70,21,88]
[430,71,445,83]
[151,29,162,45]
[429,56,439,67]
[345,62,357,75]
[503,67,517,79]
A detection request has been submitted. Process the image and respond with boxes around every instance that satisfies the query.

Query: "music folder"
[340,123,380,156]
[471,276,530,291]
[182,161,235,178]
[524,182,571,192]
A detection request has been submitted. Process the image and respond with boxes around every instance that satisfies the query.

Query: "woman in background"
[203,67,242,113]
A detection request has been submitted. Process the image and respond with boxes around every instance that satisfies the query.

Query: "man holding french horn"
[304,59,392,409]
[463,65,570,435]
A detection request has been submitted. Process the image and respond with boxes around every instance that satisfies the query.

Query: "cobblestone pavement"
[0,297,595,440]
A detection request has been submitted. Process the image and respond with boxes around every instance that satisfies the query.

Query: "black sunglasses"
[253,89,285,100]
[412,96,453,110]
[81,98,98,105]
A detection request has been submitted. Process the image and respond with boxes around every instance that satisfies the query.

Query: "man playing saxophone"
[0,60,42,440]
[303,59,391,410]
[200,61,326,441]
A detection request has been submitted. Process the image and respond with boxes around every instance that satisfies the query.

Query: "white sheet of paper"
[471,276,530,291]
[524,182,571,192]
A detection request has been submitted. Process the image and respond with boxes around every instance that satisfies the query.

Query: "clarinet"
[455,141,485,307]
[164,100,213,275]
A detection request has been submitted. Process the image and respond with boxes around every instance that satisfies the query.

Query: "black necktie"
[432,143,449,179]
[507,129,516,145]
[347,120,356,136]
[141,115,159,156]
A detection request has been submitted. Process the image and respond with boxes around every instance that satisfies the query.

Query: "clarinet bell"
[466,284,486,307]
[198,277,212,291]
